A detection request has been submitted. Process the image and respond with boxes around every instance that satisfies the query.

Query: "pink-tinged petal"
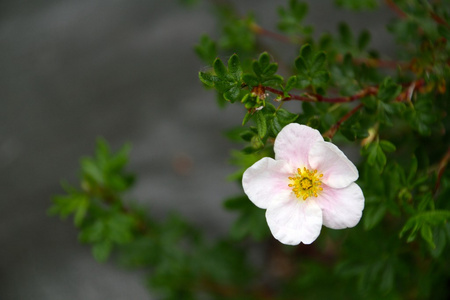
[274,123,323,169]
[316,183,365,230]
[242,157,293,209]
[266,196,323,245]
[308,141,358,189]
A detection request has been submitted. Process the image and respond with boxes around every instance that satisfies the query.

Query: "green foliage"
[51,1,450,299]
[224,195,270,240]
[199,54,243,102]
[277,0,313,36]
[243,52,284,88]
[291,44,330,91]
[195,35,217,65]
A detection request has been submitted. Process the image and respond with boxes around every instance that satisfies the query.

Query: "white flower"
[242,123,364,245]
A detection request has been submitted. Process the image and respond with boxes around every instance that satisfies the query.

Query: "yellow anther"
[288,167,323,201]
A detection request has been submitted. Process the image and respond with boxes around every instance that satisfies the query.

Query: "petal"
[266,196,323,245]
[274,123,323,169]
[308,141,358,188]
[242,157,293,209]
[316,183,365,230]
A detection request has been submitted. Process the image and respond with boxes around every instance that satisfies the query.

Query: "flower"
[242,123,364,245]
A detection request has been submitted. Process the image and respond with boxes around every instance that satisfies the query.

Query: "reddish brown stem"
[385,0,408,19]
[323,103,364,139]
[433,147,450,196]
[250,23,296,44]
[265,86,379,103]
[430,12,450,28]
[336,54,410,70]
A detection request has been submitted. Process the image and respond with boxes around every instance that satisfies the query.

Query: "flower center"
[288,167,323,200]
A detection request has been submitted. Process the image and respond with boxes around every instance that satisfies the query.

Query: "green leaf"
[223,85,241,102]
[420,224,435,248]
[213,58,228,78]
[277,0,310,35]
[242,74,259,87]
[227,54,242,80]
[379,140,396,152]
[376,145,387,168]
[49,193,90,227]
[300,44,312,63]
[377,77,401,102]
[92,241,112,263]
[285,76,298,91]
[430,226,447,257]
[198,72,217,87]
[358,29,371,51]
[363,141,387,171]
[400,210,450,241]
[295,56,308,72]
[242,111,253,126]
[255,110,267,138]
[258,52,270,70]
[364,204,387,230]
[194,35,217,64]
[338,22,353,46]
[311,71,330,87]
[276,108,298,124]
[310,52,326,73]
[263,63,278,76]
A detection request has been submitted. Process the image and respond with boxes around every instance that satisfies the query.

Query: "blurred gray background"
[0,1,395,299]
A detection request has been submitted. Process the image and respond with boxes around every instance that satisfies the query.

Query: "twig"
[250,23,298,44]
[385,0,408,19]
[336,54,410,70]
[323,103,364,139]
[265,86,379,103]
[433,147,450,196]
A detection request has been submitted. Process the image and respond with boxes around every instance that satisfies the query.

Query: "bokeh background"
[0,1,395,299]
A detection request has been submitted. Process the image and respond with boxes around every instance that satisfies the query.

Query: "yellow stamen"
[288,167,323,201]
